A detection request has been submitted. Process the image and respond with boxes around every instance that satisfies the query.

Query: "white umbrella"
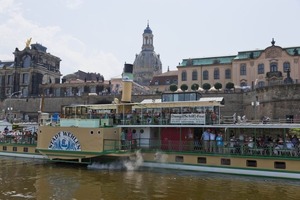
[197,87,204,92]
[176,88,182,92]
[209,86,217,91]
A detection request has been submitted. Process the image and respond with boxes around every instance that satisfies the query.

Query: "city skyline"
[0,0,299,80]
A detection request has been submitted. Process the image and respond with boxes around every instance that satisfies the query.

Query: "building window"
[7,75,12,85]
[225,69,231,79]
[203,70,209,80]
[258,81,265,88]
[192,70,198,81]
[240,64,246,75]
[283,62,290,72]
[22,73,29,84]
[214,68,220,80]
[154,80,159,85]
[23,147,29,152]
[274,161,286,169]
[270,62,278,72]
[181,71,187,81]
[166,79,170,84]
[258,64,264,74]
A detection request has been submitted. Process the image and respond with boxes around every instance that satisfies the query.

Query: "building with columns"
[133,23,162,86]
[177,39,300,91]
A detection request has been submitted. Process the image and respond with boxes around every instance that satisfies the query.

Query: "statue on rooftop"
[25,38,32,48]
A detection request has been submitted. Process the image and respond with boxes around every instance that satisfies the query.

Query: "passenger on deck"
[216,132,224,153]
[209,130,216,152]
[201,129,210,152]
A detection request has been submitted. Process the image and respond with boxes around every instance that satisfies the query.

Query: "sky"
[0,0,300,80]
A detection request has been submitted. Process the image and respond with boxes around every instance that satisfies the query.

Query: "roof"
[149,71,178,86]
[179,56,236,67]
[0,61,14,68]
[234,50,263,60]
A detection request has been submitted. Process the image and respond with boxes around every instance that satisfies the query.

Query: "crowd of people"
[0,126,37,144]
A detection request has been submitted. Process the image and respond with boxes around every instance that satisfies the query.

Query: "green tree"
[214,82,222,91]
[225,82,234,90]
[202,83,211,91]
[191,83,199,91]
[169,84,178,92]
[180,84,188,92]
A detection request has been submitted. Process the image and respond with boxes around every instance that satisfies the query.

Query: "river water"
[1,156,300,200]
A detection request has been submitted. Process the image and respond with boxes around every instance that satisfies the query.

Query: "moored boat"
[1,64,300,179]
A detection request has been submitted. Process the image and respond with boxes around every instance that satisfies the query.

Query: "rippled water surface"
[1,156,300,200]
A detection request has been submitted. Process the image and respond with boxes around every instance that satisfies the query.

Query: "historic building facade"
[133,23,162,86]
[177,39,300,91]
[149,67,178,92]
[0,39,61,98]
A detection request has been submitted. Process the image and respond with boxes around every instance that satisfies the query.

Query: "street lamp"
[7,91,21,123]
[251,96,259,122]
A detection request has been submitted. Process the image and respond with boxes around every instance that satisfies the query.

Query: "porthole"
[140,129,144,133]
[90,131,94,134]
[98,131,101,134]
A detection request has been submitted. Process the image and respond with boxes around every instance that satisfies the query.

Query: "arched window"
[214,68,220,80]
[203,70,209,80]
[258,64,264,74]
[192,70,198,81]
[240,64,246,75]
[270,62,278,72]
[283,62,290,72]
[181,71,187,81]
[225,69,231,79]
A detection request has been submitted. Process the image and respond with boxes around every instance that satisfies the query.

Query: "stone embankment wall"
[1,84,299,122]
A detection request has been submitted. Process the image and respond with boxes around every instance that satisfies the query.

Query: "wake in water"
[87,150,144,171]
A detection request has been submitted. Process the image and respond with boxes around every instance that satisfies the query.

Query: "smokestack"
[121,63,133,103]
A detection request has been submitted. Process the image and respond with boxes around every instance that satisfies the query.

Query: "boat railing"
[103,138,300,158]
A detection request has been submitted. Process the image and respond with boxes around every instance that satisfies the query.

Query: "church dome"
[144,24,152,34]
[133,23,162,86]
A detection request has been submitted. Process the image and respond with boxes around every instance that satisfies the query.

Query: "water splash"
[154,151,168,163]
[87,150,144,171]
[123,149,144,171]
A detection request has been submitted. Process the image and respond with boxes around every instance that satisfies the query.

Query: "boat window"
[3,146,7,151]
[23,147,29,153]
[13,147,17,152]
[246,160,257,167]
[221,158,231,165]
[197,157,207,164]
[274,162,286,169]
[175,156,184,163]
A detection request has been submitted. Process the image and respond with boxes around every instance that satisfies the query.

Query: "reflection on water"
[0,156,300,200]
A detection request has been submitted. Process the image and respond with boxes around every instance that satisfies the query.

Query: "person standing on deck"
[201,129,210,152]
[209,130,216,152]
[216,132,224,153]
[121,129,126,150]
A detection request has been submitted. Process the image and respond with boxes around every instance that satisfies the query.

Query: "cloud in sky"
[0,0,300,80]
[0,0,122,79]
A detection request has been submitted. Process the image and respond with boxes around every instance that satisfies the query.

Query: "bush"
[169,84,178,92]
[191,83,199,91]
[225,82,234,89]
[214,82,222,91]
[180,84,188,92]
[202,83,211,91]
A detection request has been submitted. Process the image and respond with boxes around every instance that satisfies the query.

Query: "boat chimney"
[121,63,133,103]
